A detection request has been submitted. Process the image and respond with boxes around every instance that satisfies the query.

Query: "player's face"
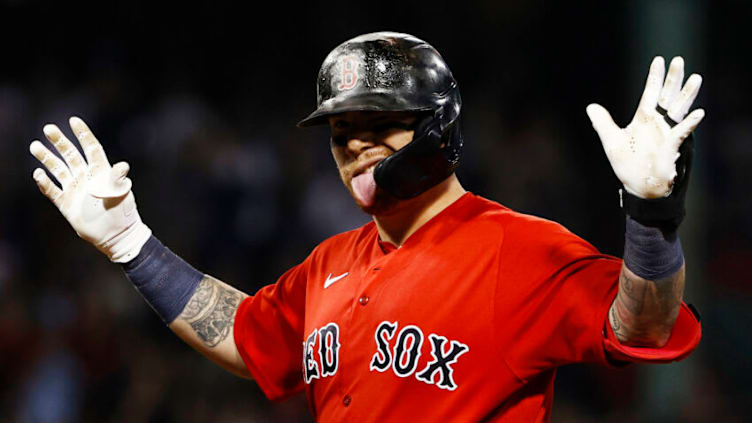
[328,111,417,215]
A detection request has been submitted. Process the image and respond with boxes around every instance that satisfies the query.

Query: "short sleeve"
[233,260,309,401]
[497,217,625,376]
[603,301,702,364]
[497,216,702,378]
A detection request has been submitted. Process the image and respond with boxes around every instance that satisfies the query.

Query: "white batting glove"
[30,117,151,263]
[586,56,705,199]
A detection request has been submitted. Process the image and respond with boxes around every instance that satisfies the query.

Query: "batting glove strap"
[620,107,695,233]
[122,235,203,324]
[101,220,152,263]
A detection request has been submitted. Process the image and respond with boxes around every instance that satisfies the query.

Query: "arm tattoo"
[616,267,646,315]
[609,302,628,342]
[178,276,243,348]
[610,264,685,345]
[181,278,214,320]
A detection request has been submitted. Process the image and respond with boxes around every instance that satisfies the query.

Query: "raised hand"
[586,56,704,199]
[29,117,151,262]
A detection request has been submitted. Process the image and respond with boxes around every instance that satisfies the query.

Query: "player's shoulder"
[464,194,568,230]
[463,193,578,242]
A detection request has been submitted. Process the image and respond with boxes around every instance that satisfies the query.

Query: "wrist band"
[121,235,203,324]
[623,215,684,280]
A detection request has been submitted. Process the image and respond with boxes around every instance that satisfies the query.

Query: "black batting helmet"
[298,31,463,199]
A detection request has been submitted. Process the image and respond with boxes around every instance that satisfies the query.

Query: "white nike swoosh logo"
[324,272,349,289]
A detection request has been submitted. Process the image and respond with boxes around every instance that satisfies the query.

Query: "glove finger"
[637,56,665,113]
[111,162,133,196]
[43,124,87,178]
[586,103,621,148]
[671,108,705,149]
[112,161,130,178]
[658,56,684,110]
[69,116,110,169]
[668,73,702,123]
[29,140,72,187]
[89,161,132,198]
[32,168,63,208]
[89,178,132,198]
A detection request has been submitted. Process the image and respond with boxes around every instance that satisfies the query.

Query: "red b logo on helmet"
[338,56,358,91]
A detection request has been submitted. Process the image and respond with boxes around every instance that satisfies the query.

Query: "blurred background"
[1,0,749,421]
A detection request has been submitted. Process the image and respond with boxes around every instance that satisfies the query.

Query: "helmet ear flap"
[441,119,462,167]
[411,112,441,145]
[374,113,454,199]
[419,106,462,168]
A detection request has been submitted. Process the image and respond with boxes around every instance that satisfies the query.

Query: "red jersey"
[234,193,701,422]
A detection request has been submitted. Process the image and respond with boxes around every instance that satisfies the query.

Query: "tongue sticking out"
[351,172,377,207]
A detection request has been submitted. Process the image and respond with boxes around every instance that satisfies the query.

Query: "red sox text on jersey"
[304,320,469,390]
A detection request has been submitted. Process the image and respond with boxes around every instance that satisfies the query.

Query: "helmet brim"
[297,92,433,127]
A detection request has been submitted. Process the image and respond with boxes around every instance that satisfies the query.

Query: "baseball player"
[30,32,704,422]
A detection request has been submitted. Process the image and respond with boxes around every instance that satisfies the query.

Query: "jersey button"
[343,395,352,406]
[359,295,369,306]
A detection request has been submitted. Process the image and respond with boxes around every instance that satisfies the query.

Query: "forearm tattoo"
[609,303,627,342]
[616,268,646,315]
[178,276,243,348]
[610,264,684,344]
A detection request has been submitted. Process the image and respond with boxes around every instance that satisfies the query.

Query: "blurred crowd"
[1,1,750,422]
